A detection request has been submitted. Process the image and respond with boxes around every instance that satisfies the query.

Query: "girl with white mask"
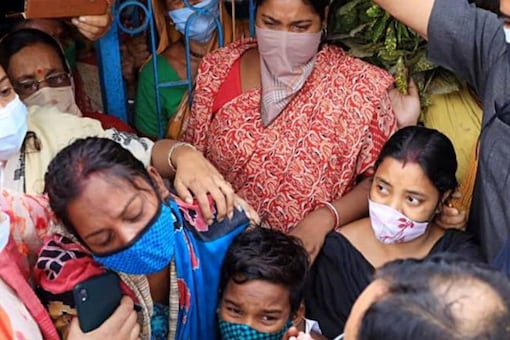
[304,126,484,339]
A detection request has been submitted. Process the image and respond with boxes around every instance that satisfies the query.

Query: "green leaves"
[327,0,461,107]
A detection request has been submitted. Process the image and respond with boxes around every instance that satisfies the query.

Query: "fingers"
[213,176,235,220]
[407,77,419,95]
[174,179,194,204]
[194,187,214,224]
[435,207,467,230]
[102,296,135,330]
[283,326,300,340]
[71,13,112,41]
[234,195,260,226]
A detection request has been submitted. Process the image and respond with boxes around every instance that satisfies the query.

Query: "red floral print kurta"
[184,39,397,233]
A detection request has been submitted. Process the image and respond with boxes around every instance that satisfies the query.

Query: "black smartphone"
[73,271,122,333]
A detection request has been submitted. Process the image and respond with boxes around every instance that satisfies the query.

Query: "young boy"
[218,227,324,339]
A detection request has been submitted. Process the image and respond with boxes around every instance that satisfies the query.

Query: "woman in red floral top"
[175,0,419,260]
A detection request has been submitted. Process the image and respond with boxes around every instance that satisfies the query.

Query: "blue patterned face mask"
[218,318,292,340]
[93,203,176,275]
[168,0,219,44]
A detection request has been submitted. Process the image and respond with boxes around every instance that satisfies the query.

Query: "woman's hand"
[172,145,235,225]
[234,194,260,227]
[67,296,140,340]
[282,327,314,340]
[71,1,113,41]
[435,206,467,230]
[388,77,421,128]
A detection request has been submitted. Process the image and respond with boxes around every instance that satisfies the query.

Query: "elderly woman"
[36,137,251,339]
[0,58,245,223]
[171,0,420,258]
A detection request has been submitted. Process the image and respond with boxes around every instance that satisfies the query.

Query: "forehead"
[8,43,64,76]
[374,157,437,193]
[166,0,202,10]
[224,279,291,308]
[257,0,319,19]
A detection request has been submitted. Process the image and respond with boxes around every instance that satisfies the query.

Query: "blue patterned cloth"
[151,303,170,340]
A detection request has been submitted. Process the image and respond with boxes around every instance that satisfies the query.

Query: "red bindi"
[36,69,43,75]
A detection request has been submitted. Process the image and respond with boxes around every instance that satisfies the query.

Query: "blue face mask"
[168,0,218,44]
[93,203,176,275]
[218,318,292,340]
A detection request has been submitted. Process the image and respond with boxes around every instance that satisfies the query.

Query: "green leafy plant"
[327,0,462,106]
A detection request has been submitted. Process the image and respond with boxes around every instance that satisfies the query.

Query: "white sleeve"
[104,129,154,167]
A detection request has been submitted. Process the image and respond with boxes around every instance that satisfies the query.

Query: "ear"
[147,166,170,199]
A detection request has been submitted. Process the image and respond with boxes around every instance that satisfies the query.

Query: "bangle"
[167,142,197,172]
[319,201,341,230]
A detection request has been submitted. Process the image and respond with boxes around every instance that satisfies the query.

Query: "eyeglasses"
[13,72,72,97]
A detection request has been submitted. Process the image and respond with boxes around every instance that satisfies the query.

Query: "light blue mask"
[168,0,219,44]
[218,318,292,340]
[93,203,176,275]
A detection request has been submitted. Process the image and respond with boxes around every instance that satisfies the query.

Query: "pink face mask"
[256,27,321,126]
[368,199,430,244]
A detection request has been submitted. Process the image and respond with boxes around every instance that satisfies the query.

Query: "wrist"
[167,142,197,172]
[318,201,341,231]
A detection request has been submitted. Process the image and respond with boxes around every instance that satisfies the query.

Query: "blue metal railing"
[96,0,256,138]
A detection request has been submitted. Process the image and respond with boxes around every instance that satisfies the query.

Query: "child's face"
[219,279,292,333]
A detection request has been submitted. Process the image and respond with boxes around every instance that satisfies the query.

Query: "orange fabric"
[0,306,14,340]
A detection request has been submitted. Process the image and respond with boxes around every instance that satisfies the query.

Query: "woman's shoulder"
[431,228,485,262]
[139,54,179,82]
[199,38,256,74]
[317,44,394,87]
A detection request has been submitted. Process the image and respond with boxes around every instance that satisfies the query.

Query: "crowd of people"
[1,0,510,339]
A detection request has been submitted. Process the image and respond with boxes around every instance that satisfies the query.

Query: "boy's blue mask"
[218,318,292,340]
[93,202,176,275]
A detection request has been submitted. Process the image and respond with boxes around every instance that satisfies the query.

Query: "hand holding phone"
[68,296,140,340]
[73,271,123,333]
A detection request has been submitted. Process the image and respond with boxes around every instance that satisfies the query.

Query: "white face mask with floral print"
[368,199,430,244]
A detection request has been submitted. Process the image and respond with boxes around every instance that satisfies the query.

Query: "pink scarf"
[256,27,321,126]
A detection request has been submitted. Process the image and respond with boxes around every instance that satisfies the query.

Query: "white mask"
[0,95,28,162]
[0,212,10,253]
[24,86,82,117]
[368,199,430,244]
[504,27,510,43]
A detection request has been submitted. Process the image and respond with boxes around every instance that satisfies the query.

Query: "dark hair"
[255,0,330,21]
[358,254,510,340]
[0,28,69,73]
[374,126,458,196]
[44,137,156,235]
[219,227,310,314]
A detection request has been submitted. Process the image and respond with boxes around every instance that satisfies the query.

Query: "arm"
[152,139,236,224]
[290,178,371,263]
[373,0,435,39]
